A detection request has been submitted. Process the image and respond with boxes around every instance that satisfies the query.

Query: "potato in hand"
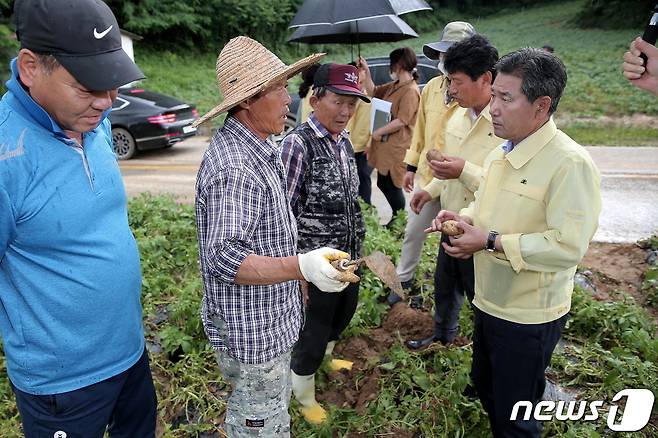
[425,149,444,162]
[441,220,463,237]
[330,260,360,283]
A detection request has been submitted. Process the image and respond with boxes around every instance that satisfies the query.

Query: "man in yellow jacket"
[346,63,373,203]
[427,48,601,437]
[406,34,502,348]
[390,21,475,306]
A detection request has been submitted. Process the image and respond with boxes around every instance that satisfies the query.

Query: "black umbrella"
[288,15,419,59]
[288,15,418,44]
[289,0,432,28]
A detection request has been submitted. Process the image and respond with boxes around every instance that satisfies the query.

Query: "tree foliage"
[0,0,652,76]
[423,0,566,14]
[574,0,655,29]
[0,0,18,93]
[106,0,303,51]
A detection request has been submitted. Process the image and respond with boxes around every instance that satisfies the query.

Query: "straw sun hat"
[193,36,325,126]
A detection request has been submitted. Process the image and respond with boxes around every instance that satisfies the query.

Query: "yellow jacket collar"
[505,118,557,170]
[478,102,493,124]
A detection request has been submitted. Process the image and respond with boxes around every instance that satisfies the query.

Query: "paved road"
[119,138,658,243]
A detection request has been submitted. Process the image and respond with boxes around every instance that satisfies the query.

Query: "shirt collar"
[505,118,557,169]
[5,58,109,141]
[474,101,493,124]
[223,115,279,160]
[502,140,514,155]
[465,101,494,138]
[308,113,349,143]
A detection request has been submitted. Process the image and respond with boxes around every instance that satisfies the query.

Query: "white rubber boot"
[324,341,336,356]
[291,371,327,424]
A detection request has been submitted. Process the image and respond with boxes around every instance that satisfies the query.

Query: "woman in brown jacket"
[359,48,421,223]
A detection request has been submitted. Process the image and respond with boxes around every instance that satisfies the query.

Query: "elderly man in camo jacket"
[280,63,371,424]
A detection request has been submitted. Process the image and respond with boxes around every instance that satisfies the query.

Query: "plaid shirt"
[195,116,303,364]
[280,113,352,206]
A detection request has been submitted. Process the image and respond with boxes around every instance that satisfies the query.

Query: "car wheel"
[112,127,137,160]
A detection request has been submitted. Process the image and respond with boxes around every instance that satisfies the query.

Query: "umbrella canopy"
[289,0,432,27]
[288,15,419,45]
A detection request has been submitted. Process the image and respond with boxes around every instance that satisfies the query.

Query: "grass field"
[2,196,655,437]
[135,0,657,145]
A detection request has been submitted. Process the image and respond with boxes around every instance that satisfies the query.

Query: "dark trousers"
[433,232,475,342]
[472,307,568,438]
[376,172,405,218]
[291,281,359,376]
[355,151,372,204]
[12,348,157,438]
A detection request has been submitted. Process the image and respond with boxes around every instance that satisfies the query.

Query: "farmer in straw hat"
[194,36,355,437]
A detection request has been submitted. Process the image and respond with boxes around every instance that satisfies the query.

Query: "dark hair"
[541,45,555,53]
[35,53,60,75]
[444,34,499,81]
[389,47,418,81]
[495,48,567,115]
[298,64,320,98]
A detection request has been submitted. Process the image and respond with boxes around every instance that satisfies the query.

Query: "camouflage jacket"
[287,122,365,259]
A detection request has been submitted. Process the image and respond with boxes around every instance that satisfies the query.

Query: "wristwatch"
[486,230,499,252]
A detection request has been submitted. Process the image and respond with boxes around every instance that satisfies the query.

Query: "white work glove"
[298,247,350,292]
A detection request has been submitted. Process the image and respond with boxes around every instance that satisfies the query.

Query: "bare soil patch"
[580,242,657,321]
[319,242,657,417]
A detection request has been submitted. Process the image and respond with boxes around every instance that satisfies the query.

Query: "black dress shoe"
[462,383,478,401]
[408,295,423,309]
[387,291,402,306]
[406,335,440,349]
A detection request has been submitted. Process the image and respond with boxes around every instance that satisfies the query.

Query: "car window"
[417,64,439,85]
[367,58,438,87]
[111,96,130,111]
[370,63,391,86]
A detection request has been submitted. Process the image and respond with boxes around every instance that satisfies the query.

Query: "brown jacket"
[368,78,420,187]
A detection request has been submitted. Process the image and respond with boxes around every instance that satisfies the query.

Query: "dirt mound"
[581,242,647,295]
[321,304,436,414]
[580,242,657,321]
[383,303,435,339]
[335,304,434,369]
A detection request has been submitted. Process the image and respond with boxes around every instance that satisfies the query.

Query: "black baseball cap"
[14,0,145,91]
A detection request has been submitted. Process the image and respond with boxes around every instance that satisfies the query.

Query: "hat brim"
[422,41,455,60]
[193,52,325,127]
[325,85,371,103]
[55,48,145,91]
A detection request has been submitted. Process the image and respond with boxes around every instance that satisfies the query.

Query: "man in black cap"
[0,0,155,436]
